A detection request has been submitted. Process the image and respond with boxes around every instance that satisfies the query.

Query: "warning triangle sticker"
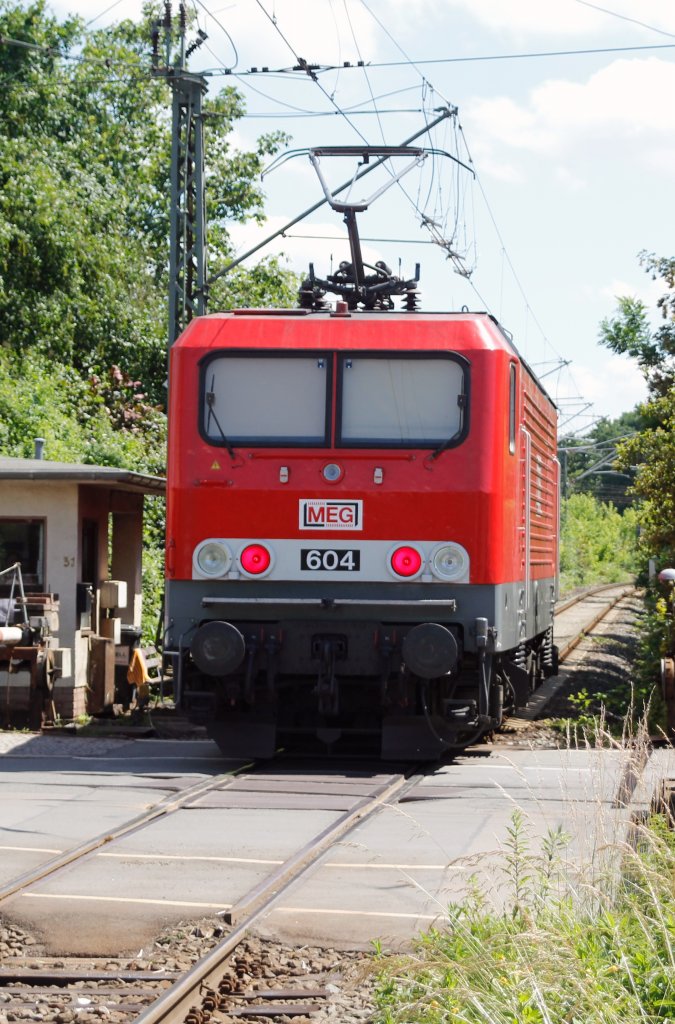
[211,460,221,470]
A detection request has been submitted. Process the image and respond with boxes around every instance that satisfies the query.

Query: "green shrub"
[560,494,638,593]
[374,808,675,1024]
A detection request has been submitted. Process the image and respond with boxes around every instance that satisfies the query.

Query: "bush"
[560,494,638,593]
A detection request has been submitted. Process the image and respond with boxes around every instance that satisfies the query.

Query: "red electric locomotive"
[165,144,559,759]
[165,304,559,758]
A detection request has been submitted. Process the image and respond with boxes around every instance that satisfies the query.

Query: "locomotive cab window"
[509,362,517,454]
[200,353,330,446]
[338,354,467,447]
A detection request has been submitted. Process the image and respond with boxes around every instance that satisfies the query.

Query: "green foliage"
[0,0,301,639]
[559,493,638,592]
[373,810,675,1024]
[600,253,675,399]
[0,0,298,404]
[0,345,167,641]
[599,253,675,699]
[0,346,166,472]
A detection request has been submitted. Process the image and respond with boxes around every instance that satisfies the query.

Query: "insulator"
[151,24,160,66]
[163,0,172,29]
[179,1,186,31]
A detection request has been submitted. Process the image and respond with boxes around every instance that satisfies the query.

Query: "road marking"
[443,764,592,772]
[0,849,459,871]
[97,853,457,870]
[325,862,465,870]
[273,906,439,921]
[0,845,63,854]
[21,893,229,909]
[98,852,283,865]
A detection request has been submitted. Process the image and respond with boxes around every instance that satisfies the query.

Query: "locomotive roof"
[174,309,556,408]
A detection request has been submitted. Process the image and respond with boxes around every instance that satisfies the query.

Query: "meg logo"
[299,499,363,530]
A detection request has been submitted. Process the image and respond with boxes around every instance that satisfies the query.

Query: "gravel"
[0,917,379,1023]
[489,594,641,749]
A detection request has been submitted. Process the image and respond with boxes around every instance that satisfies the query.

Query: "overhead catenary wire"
[251,0,371,145]
[190,3,574,400]
[44,0,622,425]
[573,0,675,39]
[190,0,239,68]
[243,0,472,268]
[86,0,126,28]
[201,40,675,76]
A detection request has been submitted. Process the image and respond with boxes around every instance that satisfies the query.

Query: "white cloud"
[600,276,662,307]
[556,353,647,420]
[554,166,586,191]
[415,0,675,39]
[467,58,675,177]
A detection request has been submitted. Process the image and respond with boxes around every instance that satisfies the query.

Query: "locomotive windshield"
[201,354,330,445]
[200,351,466,449]
[338,355,465,446]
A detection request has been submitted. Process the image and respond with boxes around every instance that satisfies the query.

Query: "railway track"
[0,582,640,1024]
[0,765,420,1022]
[134,765,423,1024]
[554,582,635,663]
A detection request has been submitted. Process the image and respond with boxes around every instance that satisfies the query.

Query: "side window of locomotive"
[201,355,329,446]
[338,356,466,446]
[509,362,517,454]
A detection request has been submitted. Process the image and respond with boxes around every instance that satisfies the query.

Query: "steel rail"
[557,585,635,663]
[0,766,250,904]
[509,585,638,724]
[555,580,634,616]
[132,769,423,1024]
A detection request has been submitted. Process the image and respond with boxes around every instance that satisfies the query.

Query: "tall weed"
[374,733,675,1024]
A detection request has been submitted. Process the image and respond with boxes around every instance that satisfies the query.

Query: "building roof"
[0,457,165,496]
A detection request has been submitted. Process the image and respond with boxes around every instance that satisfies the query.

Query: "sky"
[50,0,675,431]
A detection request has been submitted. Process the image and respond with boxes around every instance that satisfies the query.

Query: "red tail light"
[390,546,423,578]
[240,543,271,575]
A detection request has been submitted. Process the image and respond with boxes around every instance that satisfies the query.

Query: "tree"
[559,493,638,591]
[599,253,675,567]
[600,253,675,399]
[600,254,675,704]
[0,1,298,404]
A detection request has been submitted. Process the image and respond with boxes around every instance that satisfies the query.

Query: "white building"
[0,455,165,720]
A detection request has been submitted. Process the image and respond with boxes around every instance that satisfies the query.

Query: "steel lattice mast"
[152,2,208,348]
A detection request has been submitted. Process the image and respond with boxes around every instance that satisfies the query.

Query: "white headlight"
[431,543,469,582]
[194,540,232,577]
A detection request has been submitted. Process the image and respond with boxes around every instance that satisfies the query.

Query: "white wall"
[1,481,79,681]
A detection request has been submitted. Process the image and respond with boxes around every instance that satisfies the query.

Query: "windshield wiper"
[205,382,237,461]
[429,394,466,460]
[429,434,457,461]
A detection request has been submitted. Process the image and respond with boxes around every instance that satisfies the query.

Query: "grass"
[372,728,675,1024]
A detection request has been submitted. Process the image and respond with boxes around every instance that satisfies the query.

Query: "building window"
[0,519,45,591]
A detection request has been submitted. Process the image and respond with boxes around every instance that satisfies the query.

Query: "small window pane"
[509,363,517,454]
[340,357,465,445]
[203,355,328,445]
[0,519,44,592]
